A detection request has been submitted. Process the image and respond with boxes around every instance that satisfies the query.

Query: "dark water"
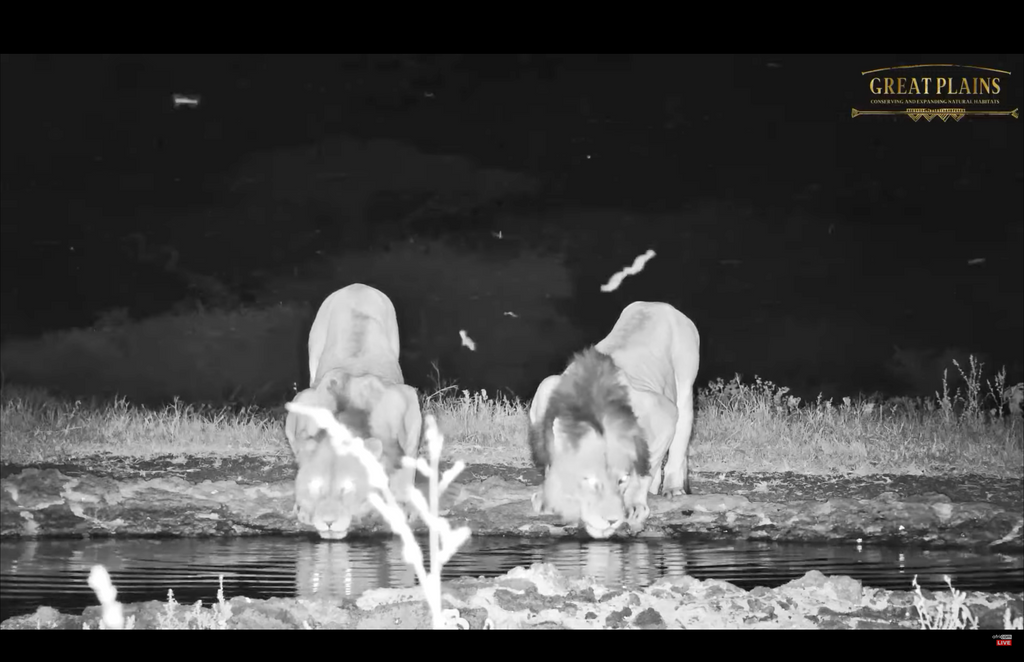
[2,536,1021,622]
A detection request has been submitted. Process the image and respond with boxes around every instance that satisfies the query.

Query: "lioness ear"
[285,411,309,457]
[285,388,333,457]
[297,438,319,465]
[400,385,423,457]
[364,437,384,460]
[284,412,299,455]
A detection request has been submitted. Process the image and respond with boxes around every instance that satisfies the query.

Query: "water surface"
[2,536,1021,622]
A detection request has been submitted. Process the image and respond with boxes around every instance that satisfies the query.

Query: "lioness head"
[528,348,650,539]
[293,432,385,541]
[286,388,385,540]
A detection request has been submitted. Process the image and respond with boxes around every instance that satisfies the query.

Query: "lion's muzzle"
[579,509,628,539]
[312,513,354,540]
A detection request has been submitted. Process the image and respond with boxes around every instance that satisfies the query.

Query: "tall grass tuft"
[425,386,532,466]
[911,574,978,630]
[0,383,285,463]
[692,354,1021,478]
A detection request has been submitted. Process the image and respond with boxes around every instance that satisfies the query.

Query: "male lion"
[527,301,699,539]
[284,283,423,540]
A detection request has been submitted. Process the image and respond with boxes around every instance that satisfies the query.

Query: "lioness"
[528,301,700,539]
[284,284,423,540]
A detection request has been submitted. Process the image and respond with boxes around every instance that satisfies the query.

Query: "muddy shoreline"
[2,456,1021,552]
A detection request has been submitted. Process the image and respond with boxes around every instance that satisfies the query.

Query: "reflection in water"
[296,538,416,602]
[2,536,1021,622]
[540,540,681,587]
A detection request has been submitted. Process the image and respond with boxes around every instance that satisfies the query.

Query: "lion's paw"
[661,472,691,497]
[626,503,651,533]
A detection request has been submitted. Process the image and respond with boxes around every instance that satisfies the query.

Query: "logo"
[995,634,1012,646]
[852,64,1018,122]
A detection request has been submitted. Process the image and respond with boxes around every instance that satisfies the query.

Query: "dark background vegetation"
[1,54,1021,407]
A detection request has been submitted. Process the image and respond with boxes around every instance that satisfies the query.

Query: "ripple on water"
[2,536,1021,621]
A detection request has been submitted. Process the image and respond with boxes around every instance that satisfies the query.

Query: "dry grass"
[428,355,1022,477]
[2,355,1020,479]
[693,367,1023,479]
[425,387,532,467]
[0,385,286,464]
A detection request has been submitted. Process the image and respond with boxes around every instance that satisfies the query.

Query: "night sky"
[1,54,1021,403]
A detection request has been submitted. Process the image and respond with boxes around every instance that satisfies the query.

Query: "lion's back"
[596,301,699,395]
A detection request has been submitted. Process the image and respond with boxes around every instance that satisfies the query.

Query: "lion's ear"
[364,437,384,460]
[551,417,571,455]
[529,375,561,426]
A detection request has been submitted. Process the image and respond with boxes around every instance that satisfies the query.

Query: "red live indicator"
[996,640,1011,646]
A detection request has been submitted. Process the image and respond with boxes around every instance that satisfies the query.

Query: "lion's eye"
[581,476,602,493]
[308,477,326,496]
[618,474,629,487]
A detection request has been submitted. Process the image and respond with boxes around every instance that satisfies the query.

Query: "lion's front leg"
[630,388,677,497]
[624,473,653,533]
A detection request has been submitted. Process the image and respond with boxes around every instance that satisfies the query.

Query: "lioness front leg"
[531,489,549,513]
[389,464,420,523]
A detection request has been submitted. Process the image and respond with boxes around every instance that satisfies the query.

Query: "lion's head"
[286,387,387,540]
[528,348,650,539]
